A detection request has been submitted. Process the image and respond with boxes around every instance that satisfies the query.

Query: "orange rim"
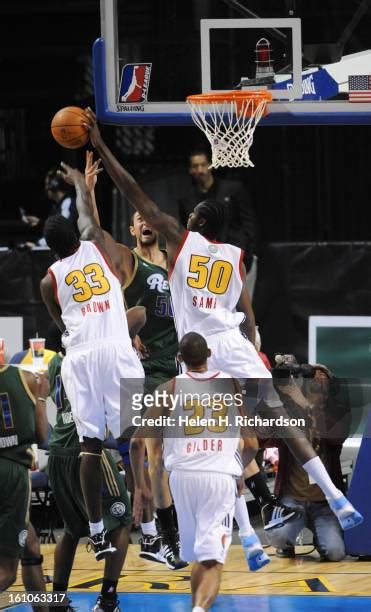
[187,89,272,116]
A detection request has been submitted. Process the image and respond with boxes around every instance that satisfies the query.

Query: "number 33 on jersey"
[48,241,131,348]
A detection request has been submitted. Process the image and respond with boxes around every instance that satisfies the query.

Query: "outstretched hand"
[85,150,103,192]
[57,162,84,187]
[83,107,102,148]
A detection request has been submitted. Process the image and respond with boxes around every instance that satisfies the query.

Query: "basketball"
[51,106,89,149]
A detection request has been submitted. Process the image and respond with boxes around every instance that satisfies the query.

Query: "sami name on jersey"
[169,231,245,339]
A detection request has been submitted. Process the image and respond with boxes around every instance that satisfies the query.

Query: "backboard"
[94,0,371,126]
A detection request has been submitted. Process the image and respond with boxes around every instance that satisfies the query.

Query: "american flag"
[348,75,371,102]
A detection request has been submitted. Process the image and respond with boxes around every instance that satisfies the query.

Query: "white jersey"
[163,370,243,477]
[49,240,131,349]
[169,231,245,339]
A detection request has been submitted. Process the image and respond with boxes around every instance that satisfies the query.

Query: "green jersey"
[48,353,79,452]
[0,365,36,468]
[123,250,178,360]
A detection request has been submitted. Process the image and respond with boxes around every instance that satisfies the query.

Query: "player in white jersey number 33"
[40,162,144,562]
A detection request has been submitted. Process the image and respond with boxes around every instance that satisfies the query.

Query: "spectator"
[266,364,351,561]
[43,166,78,225]
[24,166,78,247]
[177,149,258,274]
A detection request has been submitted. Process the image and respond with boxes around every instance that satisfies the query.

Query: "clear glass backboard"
[94,0,371,125]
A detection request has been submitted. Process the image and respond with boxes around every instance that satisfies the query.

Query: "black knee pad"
[21,554,44,567]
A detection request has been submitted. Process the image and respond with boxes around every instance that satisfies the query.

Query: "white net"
[187,96,268,169]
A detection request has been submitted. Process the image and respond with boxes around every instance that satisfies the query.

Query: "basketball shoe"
[139,533,166,563]
[50,596,75,612]
[329,495,363,531]
[93,595,120,612]
[160,531,188,570]
[87,529,117,561]
[262,502,301,531]
[240,534,271,571]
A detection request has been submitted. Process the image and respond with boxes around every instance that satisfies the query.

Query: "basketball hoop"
[186,90,272,169]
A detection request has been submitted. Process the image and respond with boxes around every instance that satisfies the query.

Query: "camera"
[272,354,316,380]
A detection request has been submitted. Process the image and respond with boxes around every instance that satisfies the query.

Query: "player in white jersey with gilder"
[40,161,144,562]
[131,332,268,612]
[84,109,363,537]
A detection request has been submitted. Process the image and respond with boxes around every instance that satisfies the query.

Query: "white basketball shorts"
[169,470,236,564]
[61,338,144,441]
[205,327,271,378]
[205,328,282,410]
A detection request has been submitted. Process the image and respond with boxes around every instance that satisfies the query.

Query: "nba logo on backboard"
[118,63,152,103]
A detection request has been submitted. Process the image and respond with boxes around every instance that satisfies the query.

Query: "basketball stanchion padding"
[344,410,371,556]
[186,90,272,169]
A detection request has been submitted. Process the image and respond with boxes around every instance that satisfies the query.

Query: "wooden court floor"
[3,542,371,605]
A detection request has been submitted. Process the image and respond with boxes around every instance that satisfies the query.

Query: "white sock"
[89,520,104,536]
[234,495,254,537]
[302,457,343,501]
[192,607,205,612]
[141,520,157,536]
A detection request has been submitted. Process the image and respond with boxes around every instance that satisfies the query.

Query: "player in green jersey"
[47,306,145,612]
[123,213,178,388]
[0,364,49,603]
[85,153,185,571]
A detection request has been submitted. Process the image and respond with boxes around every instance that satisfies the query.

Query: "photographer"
[265,359,351,561]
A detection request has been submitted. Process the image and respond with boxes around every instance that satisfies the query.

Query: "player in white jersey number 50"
[40,162,144,562]
[84,108,363,535]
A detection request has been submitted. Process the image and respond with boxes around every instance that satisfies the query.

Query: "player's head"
[44,214,79,258]
[130,211,158,247]
[189,149,212,185]
[187,199,226,240]
[178,332,211,369]
[45,166,69,202]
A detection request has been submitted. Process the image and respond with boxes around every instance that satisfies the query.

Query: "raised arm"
[57,162,103,243]
[58,162,129,284]
[84,151,135,284]
[83,108,184,251]
[85,149,101,225]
